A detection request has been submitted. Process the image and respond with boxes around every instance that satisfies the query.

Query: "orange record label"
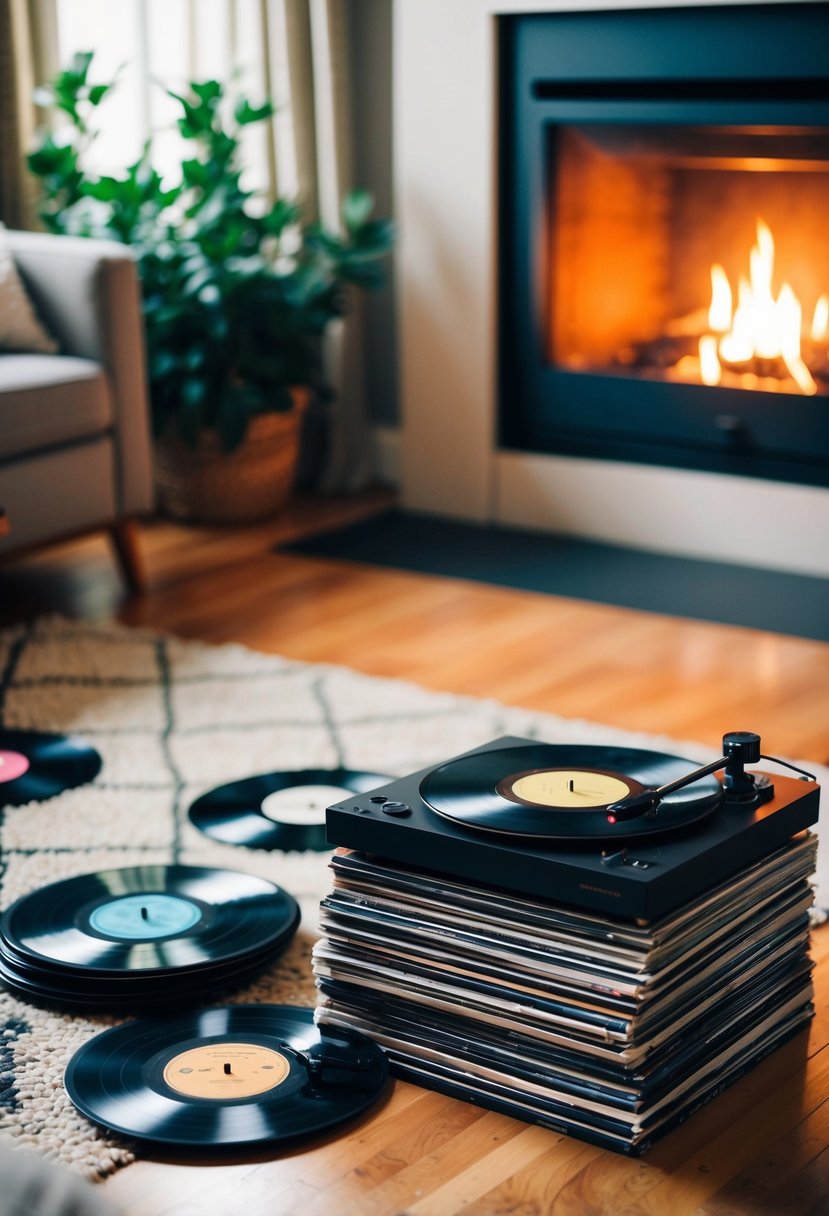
[163,1043,291,1099]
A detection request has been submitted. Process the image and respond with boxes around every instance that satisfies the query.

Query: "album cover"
[317,993,812,1152]
[316,930,639,1016]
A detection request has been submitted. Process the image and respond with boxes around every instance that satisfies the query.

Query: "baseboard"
[494,452,829,578]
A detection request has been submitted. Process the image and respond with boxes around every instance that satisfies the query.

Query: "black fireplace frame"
[498,3,829,487]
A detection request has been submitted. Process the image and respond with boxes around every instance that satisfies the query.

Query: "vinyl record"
[0,935,299,1011]
[420,743,723,840]
[0,728,101,807]
[189,768,390,852]
[65,1005,390,1146]
[0,864,300,976]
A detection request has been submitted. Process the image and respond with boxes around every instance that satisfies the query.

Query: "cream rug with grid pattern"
[0,617,824,1180]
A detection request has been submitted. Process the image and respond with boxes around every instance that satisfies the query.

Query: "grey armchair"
[0,230,154,592]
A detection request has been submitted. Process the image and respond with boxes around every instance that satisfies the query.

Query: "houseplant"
[27,52,392,520]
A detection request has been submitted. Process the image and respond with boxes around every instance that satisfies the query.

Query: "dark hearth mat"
[280,510,829,642]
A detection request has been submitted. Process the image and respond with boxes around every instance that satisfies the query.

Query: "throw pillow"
[0,223,59,353]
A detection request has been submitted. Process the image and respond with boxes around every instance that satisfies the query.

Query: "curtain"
[263,0,371,491]
[0,0,58,228]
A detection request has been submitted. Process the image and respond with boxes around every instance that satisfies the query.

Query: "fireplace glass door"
[499,5,829,486]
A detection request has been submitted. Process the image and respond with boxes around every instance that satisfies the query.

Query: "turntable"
[316,732,820,1154]
[325,732,819,919]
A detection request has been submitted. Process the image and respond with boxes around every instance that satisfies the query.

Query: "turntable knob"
[381,801,412,817]
[722,732,761,763]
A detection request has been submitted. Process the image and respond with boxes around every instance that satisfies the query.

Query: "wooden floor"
[2,492,828,1216]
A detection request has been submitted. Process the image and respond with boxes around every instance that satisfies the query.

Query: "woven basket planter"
[154,391,308,523]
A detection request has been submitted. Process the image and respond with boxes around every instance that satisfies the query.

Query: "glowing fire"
[699,218,827,396]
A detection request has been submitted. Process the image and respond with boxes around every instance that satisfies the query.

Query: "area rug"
[283,510,829,642]
[0,617,825,1180]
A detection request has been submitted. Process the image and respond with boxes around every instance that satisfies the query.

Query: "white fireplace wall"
[393,0,829,577]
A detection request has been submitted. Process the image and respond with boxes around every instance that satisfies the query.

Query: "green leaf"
[69,51,94,83]
[262,198,301,236]
[351,218,395,252]
[234,98,275,126]
[191,79,223,107]
[341,188,374,233]
[87,83,112,106]
[83,175,123,202]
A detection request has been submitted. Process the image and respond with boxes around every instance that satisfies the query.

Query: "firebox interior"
[548,123,829,394]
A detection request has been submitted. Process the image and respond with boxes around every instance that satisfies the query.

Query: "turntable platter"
[420,744,723,839]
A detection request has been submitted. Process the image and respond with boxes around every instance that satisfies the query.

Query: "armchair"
[0,230,154,592]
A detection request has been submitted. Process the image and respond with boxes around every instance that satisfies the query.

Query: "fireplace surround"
[499,4,829,487]
[395,0,829,576]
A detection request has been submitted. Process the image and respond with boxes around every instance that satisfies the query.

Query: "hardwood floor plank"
[300,1096,490,1215]
[611,1047,829,1216]
[341,1117,551,1216]
[439,1136,602,1216]
[697,1143,829,1216]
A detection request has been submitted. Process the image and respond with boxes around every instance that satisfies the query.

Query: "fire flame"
[700,219,821,396]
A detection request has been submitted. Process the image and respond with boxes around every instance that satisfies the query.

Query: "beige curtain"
[262,0,370,491]
[1,0,34,227]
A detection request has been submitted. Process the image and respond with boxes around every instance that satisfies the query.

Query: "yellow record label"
[163,1043,291,1099]
[508,769,631,809]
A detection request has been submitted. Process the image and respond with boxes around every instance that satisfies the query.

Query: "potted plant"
[27,52,392,521]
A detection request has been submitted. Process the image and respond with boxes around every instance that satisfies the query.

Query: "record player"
[325,732,820,920]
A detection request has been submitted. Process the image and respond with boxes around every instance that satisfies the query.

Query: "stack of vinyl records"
[313,835,817,1155]
[0,865,300,1011]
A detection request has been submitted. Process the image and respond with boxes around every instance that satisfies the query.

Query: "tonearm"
[606,731,816,824]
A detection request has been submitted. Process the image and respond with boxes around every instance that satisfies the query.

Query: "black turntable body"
[325,735,820,920]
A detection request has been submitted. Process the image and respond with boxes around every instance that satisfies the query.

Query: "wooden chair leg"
[109,519,147,595]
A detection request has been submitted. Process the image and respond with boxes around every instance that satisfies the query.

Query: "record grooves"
[420,744,723,839]
[64,1005,390,1146]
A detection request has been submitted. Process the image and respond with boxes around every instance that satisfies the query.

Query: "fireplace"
[396,0,829,575]
[499,4,829,486]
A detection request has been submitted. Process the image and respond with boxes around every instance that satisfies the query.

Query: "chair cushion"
[0,354,113,460]
[0,223,59,353]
